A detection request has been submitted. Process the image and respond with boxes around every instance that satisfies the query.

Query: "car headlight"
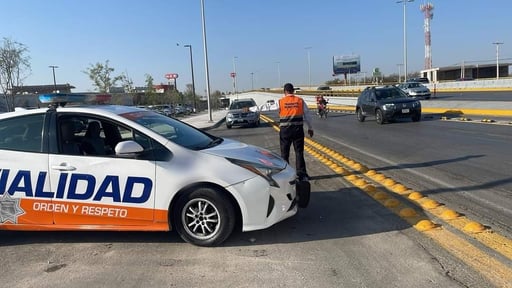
[226,113,233,119]
[382,104,395,111]
[227,158,282,187]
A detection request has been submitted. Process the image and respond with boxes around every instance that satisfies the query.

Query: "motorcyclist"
[315,94,328,114]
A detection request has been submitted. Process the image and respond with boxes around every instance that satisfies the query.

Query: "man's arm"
[302,100,313,131]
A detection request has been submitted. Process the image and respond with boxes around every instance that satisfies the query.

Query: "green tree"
[0,37,31,111]
[140,74,157,105]
[83,60,123,93]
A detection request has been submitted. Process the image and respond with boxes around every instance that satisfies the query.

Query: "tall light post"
[183,44,197,111]
[233,56,238,99]
[492,41,504,80]
[275,61,281,88]
[49,65,58,92]
[305,46,312,87]
[200,0,212,122]
[397,63,403,82]
[397,0,413,82]
[250,72,254,90]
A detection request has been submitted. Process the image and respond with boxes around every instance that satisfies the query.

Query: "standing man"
[279,83,314,181]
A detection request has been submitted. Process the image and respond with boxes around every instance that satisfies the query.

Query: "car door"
[361,90,376,115]
[48,114,157,227]
[0,113,54,225]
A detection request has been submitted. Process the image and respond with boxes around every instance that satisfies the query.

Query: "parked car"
[456,77,474,81]
[0,93,305,247]
[408,77,430,84]
[397,82,431,99]
[225,98,260,129]
[356,85,421,124]
[147,104,174,117]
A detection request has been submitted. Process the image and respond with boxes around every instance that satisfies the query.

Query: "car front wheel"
[412,113,421,122]
[375,109,384,124]
[356,108,365,122]
[173,187,236,247]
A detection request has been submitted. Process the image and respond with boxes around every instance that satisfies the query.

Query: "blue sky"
[1,0,510,94]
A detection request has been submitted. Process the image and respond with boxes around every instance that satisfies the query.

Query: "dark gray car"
[356,85,421,124]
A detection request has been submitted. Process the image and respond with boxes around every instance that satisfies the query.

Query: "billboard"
[333,55,361,75]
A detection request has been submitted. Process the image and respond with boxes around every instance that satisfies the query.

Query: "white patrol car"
[0,94,309,246]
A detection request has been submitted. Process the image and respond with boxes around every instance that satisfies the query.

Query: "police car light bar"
[39,93,112,107]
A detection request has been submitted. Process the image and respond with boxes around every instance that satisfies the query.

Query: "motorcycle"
[317,101,328,119]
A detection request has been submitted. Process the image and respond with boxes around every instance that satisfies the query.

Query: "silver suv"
[225,98,260,129]
[397,82,431,99]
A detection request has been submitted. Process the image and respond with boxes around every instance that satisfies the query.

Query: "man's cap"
[284,83,294,92]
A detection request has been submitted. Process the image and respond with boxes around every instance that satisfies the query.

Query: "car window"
[56,114,170,161]
[375,88,405,100]
[0,113,45,153]
[120,110,217,150]
[231,101,255,109]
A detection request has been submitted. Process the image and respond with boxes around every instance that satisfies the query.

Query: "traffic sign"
[230,72,236,78]
[165,73,179,80]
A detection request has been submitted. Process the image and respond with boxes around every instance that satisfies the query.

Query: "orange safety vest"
[279,95,304,127]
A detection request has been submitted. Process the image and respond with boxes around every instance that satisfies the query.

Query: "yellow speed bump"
[363,184,377,193]
[372,174,386,181]
[373,191,388,200]
[391,183,408,194]
[440,209,460,220]
[365,169,377,176]
[399,208,417,217]
[352,163,369,173]
[384,198,400,208]
[334,167,348,175]
[382,178,396,187]
[415,219,437,231]
[463,221,486,233]
[353,178,368,187]
[420,199,441,209]
[408,191,424,200]
[345,174,358,181]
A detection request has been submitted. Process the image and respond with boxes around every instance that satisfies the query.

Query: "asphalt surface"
[182,94,512,130]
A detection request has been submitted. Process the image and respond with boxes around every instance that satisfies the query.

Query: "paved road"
[183,91,512,130]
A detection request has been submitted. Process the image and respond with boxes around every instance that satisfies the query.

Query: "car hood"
[203,138,287,169]
[379,98,419,105]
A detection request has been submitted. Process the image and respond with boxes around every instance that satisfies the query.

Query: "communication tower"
[421,2,434,69]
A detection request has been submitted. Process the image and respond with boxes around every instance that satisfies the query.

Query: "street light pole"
[492,41,504,80]
[275,61,281,88]
[200,0,212,122]
[49,65,58,92]
[397,63,403,82]
[183,44,197,111]
[305,47,312,87]
[233,56,238,99]
[397,0,413,82]
[250,72,254,90]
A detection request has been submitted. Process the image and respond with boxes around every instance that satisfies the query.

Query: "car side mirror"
[115,140,144,157]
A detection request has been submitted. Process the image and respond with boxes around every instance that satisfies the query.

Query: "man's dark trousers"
[279,125,307,178]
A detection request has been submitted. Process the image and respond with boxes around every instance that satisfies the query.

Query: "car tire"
[226,123,232,129]
[356,108,365,122]
[375,109,384,125]
[412,113,421,122]
[173,187,236,247]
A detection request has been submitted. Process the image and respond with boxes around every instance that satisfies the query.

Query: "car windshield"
[119,110,220,150]
[375,88,406,100]
[230,101,255,109]
[408,83,421,88]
